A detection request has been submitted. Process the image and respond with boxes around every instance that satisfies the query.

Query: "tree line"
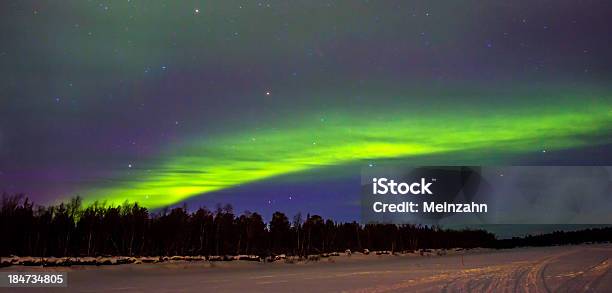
[496,228,612,248]
[1,193,610,257]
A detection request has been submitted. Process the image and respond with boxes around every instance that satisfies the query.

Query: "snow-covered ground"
[2,244,611,292]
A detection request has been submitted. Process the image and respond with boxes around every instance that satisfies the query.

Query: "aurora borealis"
[1,1,612,218]
[84,99,612,208]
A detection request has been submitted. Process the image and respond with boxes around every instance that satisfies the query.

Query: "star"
[265,91,271,96]
[194,8,200,14]
[128,163,133,168]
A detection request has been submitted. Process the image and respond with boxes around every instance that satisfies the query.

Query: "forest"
[1,193,610,258]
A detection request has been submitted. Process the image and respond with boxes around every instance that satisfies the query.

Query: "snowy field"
[2,244,611,292]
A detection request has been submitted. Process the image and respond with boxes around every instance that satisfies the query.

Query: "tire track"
[344,246,611,293]
[554,258,609,292]
[517,248,580,293]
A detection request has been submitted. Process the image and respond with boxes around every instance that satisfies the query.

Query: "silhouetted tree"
[270,212,290,254]
[2,193,610,258]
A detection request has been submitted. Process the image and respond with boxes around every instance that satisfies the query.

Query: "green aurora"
[80,97,612,208]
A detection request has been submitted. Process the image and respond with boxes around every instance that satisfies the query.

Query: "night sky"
[1,1,611,221]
